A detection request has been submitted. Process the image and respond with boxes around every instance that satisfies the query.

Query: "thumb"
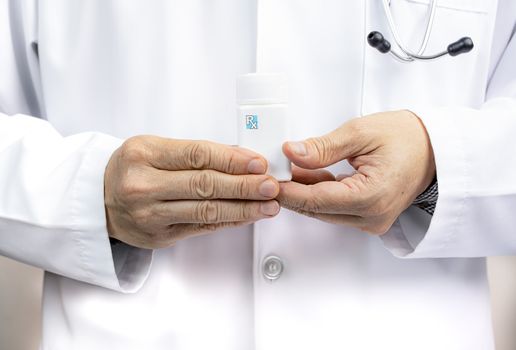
[283,122,365,169]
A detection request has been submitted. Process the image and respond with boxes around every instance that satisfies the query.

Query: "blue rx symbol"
[245,115,258,129]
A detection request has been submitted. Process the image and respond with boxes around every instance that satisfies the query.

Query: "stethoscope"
[367,0,474,62]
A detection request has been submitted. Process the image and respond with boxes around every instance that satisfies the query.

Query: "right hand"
[104,136,281,249]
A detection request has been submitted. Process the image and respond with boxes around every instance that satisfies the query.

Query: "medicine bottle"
[237,73,292,181]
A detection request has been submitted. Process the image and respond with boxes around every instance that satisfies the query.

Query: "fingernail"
[259,180,278,198]
[248,158,267,174]
[260,201,280,216]
[288,142,307,156]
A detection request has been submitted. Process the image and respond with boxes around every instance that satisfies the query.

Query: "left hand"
[277,110,436,235]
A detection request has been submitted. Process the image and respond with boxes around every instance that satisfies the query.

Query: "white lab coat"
[0,0,515,349]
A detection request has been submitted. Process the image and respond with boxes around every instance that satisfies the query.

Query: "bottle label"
[245,115,259,130]
[238,106,291,181]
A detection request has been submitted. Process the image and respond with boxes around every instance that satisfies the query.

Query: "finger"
[304,212,394,235]
[155,199,280,225]
[277,176,373,216]
[152,169,279,200]
[149,138,268,175]
[295,209,365,228]
[165,220,257,244]
[282,118,374,169]
[291,165,335,185]
[144,220,258,249]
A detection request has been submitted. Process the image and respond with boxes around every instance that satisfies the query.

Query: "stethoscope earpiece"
[367,31,391,53]
[369,0,474,62]
[447,37,474,56]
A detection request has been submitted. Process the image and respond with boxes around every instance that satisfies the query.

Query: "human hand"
[278,110,436,234]
[104,136,280,249]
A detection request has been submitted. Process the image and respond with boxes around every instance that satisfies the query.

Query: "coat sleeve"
[381,3,516,258]
[0,0,152,292]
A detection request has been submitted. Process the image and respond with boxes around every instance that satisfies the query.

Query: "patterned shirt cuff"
[412,178,438,215]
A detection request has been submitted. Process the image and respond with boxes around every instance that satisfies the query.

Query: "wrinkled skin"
[104,136,284,249]
[278,110,436,235]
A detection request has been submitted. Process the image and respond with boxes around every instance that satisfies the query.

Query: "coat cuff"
[381,107,469,258]
[71,134,152,292]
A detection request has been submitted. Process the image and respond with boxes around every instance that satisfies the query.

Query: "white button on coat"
[0,1,515,350]
[262,256,283,281]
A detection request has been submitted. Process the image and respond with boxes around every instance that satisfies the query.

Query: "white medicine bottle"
[237,73,292,181]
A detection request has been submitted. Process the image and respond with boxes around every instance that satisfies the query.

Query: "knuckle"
[118,170,150,200]
[238,204,254,221]
[236,177,252,198]
[196,200,219,224]
[224,151,238,174]
[184,142,212,169]
[118,177,135,197]
[119,136,147,162]
[119,177,141,199]
[309,137,336,165]
[191,170,217,199]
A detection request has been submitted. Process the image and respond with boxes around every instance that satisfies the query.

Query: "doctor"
[0,0,515,349]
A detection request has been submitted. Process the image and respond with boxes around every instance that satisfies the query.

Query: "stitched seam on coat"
[69,143,96,283]
[438,111,469,253]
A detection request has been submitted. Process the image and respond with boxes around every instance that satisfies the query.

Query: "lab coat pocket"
[363,0,495,114]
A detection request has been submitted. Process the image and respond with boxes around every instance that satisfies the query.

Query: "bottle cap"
[237,73,288,105]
